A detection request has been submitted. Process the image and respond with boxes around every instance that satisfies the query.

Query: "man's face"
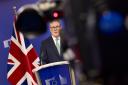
[50,20,62,38]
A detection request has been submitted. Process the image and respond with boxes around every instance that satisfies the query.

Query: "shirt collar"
[52,36,60,40]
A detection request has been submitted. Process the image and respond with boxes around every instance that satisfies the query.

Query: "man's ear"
[50,28,52,32]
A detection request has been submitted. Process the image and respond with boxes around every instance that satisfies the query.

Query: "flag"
[7,16,39,85]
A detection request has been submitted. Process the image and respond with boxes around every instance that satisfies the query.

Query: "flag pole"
[12,6,21,43]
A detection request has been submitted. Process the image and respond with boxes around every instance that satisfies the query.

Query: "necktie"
[55,38,60,55]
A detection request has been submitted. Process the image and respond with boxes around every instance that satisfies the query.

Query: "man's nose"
[54,28,57,31]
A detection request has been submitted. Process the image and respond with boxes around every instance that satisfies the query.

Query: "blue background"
[0,0,50,84]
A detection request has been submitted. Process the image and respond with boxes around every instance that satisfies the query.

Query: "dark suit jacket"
[40,36,66,64]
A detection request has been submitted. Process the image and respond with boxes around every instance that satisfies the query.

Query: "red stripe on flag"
[8,38,38,84]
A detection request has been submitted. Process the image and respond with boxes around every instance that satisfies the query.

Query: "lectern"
[33,61,76,85]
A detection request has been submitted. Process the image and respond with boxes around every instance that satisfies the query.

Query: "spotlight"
[53,11,59,18]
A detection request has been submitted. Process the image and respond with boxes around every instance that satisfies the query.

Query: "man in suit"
[40,19,67,65]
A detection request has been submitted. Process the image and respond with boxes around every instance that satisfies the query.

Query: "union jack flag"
[7,16,39,85]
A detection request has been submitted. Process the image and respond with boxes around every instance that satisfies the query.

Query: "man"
[40,19,67,65]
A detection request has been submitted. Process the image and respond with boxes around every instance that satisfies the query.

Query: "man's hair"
[49,19,60,24]
[49,19,61,27]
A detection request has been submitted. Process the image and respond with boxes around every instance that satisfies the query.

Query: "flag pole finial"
[13,6,17,16]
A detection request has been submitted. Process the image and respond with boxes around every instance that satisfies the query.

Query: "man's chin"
[54,35,59,37]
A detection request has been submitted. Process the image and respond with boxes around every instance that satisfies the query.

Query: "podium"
[33,61,76,85]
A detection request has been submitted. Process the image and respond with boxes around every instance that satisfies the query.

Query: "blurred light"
[38,2,56,11]
[53,11,58,18]
[99,11,123,35]
[44,10,64,21]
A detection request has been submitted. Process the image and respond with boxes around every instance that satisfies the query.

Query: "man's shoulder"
[41,36,52,45]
